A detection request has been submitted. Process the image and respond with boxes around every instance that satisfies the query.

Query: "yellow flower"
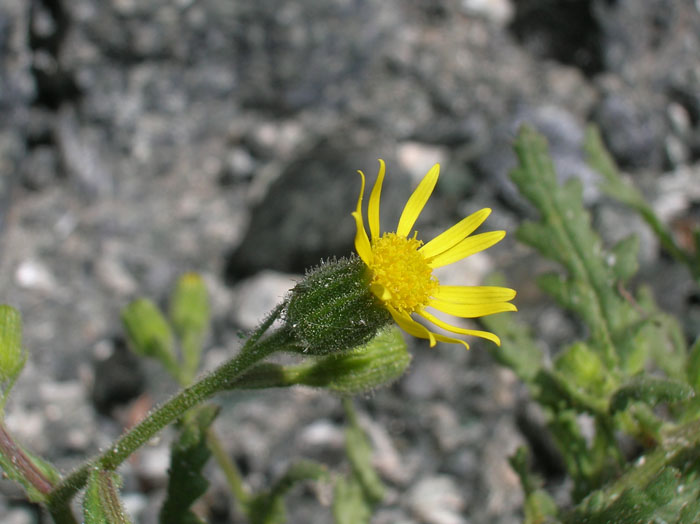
[352,160,516,349]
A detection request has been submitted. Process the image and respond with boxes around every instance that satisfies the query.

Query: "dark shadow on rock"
[508,0,604,77]
[92,337,145,415]
[224,128,409,281]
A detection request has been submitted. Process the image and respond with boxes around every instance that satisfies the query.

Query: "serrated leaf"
[170,273,210,383]
[554,342,612,398]
[83,469,132,524]
[332,476,372,524]
[121,299,179,379]
[159,405,219,524]
[511,126,634,369]
[248,461,328,524]
[609,377,695,413]
[609,235,639,281]
[569,457,700,524]
[511,126,665,375]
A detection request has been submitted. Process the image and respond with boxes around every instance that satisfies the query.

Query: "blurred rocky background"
[0,0,699,522]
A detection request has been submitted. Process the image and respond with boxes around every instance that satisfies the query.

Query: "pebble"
[396,142,450,184]
[3,508,36,524]
[461,0,514,25]
[14,258,56,292]
[408,476,467,524]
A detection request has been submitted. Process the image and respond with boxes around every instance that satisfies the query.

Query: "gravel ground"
[1,0,699,522]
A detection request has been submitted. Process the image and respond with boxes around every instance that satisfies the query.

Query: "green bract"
[285,257,392,356]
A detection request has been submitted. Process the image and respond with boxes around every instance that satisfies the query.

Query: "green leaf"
[121,299,179,379]
[554,342,614,398]
[248,461,328,524]
[512,126,633,369]
[634,285,688,382]
[83,469,132,524]
[569,457,700,524]
[159,405,219,524]
[170,273,210,383]
[0,305,27,405]
[609,235,639,281]
[609,377,695,413]
[479,310,543,383]
[332,476,372,524]
[687,338,700,392]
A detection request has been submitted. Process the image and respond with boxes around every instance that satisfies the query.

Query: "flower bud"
[0,305,27,392]
[121,299,178,376]
[170,272,209,340]
[230,327,411,394]
[285,257,391,355]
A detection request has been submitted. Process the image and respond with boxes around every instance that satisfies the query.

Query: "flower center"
[368,232,438,313]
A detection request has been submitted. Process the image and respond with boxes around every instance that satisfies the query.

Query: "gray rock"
[21,145,59,191]
[224,129,408,278]
[479,104,602,208]
[592,93,665,170]
[230,270,297,330]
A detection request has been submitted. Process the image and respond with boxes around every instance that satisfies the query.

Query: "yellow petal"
[396,163,440,238]
[431,330,470,349]
[370,282,392,302]
[368,159,385,242]
[428,299,517,318]
[433,286,517,304]
[387,305,436,347]
[352,171,372,263]
[419,208,491,259]
[418,310,500,346]
[428,231,505,268]
[352,212,372,264]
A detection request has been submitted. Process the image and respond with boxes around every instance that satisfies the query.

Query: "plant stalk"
[46,328,293,513]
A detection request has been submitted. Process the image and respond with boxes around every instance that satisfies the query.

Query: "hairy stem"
[0,423,54,496]
[47,326,294,513]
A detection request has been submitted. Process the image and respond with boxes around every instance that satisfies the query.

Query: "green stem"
[47,327,294,513]
[636,205,700,284]
[207,429,251,509]
[0,422,54,496]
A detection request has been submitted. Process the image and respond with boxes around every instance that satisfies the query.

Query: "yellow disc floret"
[368,233,438,313]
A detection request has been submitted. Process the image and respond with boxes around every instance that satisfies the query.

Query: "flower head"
[352,160,516,349]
